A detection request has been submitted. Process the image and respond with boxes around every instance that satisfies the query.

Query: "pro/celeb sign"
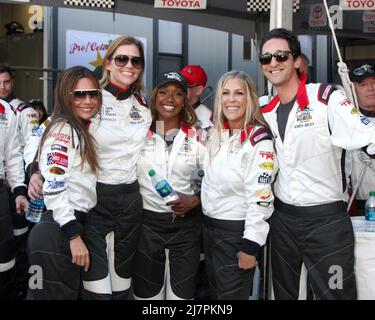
[154,0,207,9]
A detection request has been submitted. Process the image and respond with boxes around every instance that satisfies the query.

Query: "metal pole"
[269,0,294,31]
[266,0,294,300]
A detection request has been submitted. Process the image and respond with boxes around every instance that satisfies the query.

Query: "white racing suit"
[0,99,27,299]
[201,123,277,299]
[24,85,151,300]
[6,96,39,297]
[262,74,375,299]
[133,123,206,300]
[347,113,375,214]
[27,122,97,300]
[81,84,151,300]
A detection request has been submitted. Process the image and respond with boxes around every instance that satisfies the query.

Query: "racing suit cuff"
[362,146,375,159]
[61,220,83,240]
[240,238,260,256]
[26,161,40,179]
[13,186,27,198]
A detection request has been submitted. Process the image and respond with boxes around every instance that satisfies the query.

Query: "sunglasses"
[353,64,374,76]
[71,89,101,100]
[112,55,144,69]
[259,50,294,65]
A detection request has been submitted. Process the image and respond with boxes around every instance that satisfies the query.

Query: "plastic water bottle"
[25,198,45,223]
[148,169,179,204]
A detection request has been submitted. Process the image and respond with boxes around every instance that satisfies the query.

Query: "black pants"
[133,208,201,300]
[81,181,143,300]
[26,211,84,300]
[0,183,16,299]
[270,199,357,300]
[202,215,255,300]
[9,191,30,298]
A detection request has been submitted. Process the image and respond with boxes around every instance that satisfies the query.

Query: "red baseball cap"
[180,65,207,87]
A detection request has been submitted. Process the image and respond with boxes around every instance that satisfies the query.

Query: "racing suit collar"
[3,93,15,103]
[359,107,375,118]
[223,120,253,143]
[262,73,309,113]
[149,121,193,136]
[105,82,133,101]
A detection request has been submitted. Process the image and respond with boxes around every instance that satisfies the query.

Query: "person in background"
[0,64,39,299]
[201,70,277,300]
[181,65,212,129]
[347,64,375,215]
[0,98,28,299]
[259,28,375,300]
[29,99,48,125]
[27,66,101,300]
[300,53,310,81]
[133,71,205,300]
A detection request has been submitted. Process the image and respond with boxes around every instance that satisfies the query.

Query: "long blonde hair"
[100,35,145,94]
[210,70,269,156]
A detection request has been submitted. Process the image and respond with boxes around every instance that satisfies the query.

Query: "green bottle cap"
[370,191,375,197]
[148,169,156,177]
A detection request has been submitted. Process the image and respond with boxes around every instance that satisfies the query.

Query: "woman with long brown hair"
[27,66,101,299]
[201,70,277,299]
[27,35,151,300]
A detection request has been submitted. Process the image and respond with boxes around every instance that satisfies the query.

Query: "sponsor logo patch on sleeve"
[51,144,68,153]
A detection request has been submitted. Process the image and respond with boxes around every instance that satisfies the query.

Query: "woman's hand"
[15,195,28,214]
[237,251,258,270]
[28,172,43,200]
[69,236,90,272]
[167,193,200,216]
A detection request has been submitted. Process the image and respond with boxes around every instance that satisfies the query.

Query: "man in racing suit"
[260,28,375,300]
[0,65,39,298]
[347,64,375,215]
[0,98,28,299]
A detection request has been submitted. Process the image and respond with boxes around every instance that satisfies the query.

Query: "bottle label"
[365,208,375,221]
[155,180,173,198]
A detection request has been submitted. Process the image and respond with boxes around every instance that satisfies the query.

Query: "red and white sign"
[340,0,375,10]
[309,4,327,27]
[154,0,207,10]
[363,10,375,21]
[364,20,375,32]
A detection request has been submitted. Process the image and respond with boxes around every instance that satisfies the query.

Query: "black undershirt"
[277,95,297,142]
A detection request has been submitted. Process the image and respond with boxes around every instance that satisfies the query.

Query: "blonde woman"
[201,70,277,300]
[81,35,151,300]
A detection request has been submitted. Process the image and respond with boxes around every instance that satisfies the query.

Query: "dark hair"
[40,66,101,174]
[260,28,301,59]
[0,64,15,78]
[149,83,197,129]
[29,99,48,124]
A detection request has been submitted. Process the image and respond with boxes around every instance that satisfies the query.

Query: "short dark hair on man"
[0,65,15,78]
[260,28,301,59]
